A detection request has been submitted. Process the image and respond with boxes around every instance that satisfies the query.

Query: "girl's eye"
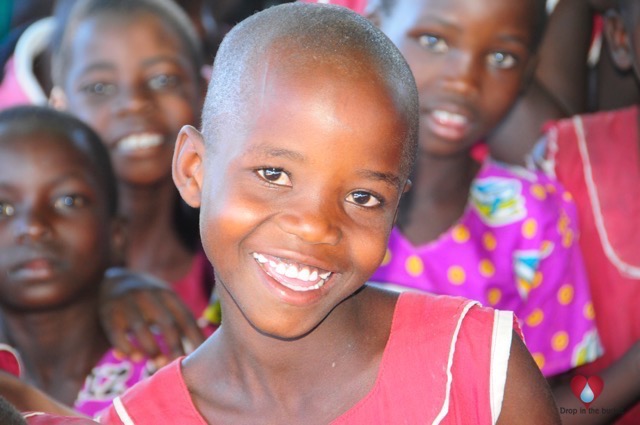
[487,52,517,69]
[0,202,15,218]
[418,34,448,53]
[82,82,117,96]
[53,195,87,210]
[148,74,179,91]
[346,191,382,208]
[256,168,292,187]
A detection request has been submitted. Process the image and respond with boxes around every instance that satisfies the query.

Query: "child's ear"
[173,125,205,208]
[49,86,68,110]
[604,10,633,71]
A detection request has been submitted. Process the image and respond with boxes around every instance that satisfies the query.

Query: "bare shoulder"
[497,332,562,424]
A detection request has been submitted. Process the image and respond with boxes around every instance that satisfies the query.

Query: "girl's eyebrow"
[356,169,402,189]
[252,146,306,161]
[141,55,189,68]
[77,62,115,75]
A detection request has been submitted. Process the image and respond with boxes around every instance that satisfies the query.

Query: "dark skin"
[171,47,559,423]
[372,0,538,245]
[0,132,114,408]
[51,11,207,362]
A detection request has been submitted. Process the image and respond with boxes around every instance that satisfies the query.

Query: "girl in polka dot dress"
[366,0,601,379]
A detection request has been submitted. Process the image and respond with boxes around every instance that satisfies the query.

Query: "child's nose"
[277,196,342,246]
[12,210,52,243]
[114,85,154,115]
[443,52,482,98]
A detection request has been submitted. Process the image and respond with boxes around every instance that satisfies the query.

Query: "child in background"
[0,106,155,418]
[362,0,600,382]
[48,0,214,358]
[101,4,560,424]
[538,0,640,422]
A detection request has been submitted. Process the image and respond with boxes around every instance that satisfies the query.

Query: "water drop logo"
[570,375,604,408]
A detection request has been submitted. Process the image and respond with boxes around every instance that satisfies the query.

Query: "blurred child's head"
[173,3,418,339]
[49,0,205,187]
[0,106,120,313]
[370,0,547,157]
[605,0,640,83]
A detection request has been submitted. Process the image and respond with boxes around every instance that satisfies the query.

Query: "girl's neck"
[118,181,194,282]
[0,298,109,404]
[397,151,481,245]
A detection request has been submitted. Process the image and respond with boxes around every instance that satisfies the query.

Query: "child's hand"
[99,268,205,366]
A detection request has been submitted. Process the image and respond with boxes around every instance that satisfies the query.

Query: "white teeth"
[252,252,333,288]
[433,110,467,125]
[117,133,163,152]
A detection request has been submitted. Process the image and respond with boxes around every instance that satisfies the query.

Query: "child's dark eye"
[346,191,382,208]
[418,34,448,53]
[148,74,179,91]
[81,82,117,96]
[487,52,517,69]
[0,202,15,218]
[256,168,292,187]
[53,195,87,210]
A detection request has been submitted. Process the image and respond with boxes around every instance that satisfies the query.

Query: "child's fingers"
[100,298,142,360]
[157,291,206,356]
[122,292,167,361]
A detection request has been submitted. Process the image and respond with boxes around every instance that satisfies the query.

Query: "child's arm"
[99,268,205,365]
[497,332,562,424]
[548,343,640,425]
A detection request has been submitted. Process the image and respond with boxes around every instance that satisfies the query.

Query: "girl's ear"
[173,125,205,208]
[604,10,633,71]
[49,86,68,110]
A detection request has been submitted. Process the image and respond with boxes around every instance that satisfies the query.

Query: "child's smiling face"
[58,12,202,187]
[0,132,115,312]
[378,0,539,156]
[176,55,411,339]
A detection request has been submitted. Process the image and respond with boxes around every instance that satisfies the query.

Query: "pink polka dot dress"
[370,160,602,377]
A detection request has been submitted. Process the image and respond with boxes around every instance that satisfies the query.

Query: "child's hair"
[50,0,204,87]
[0,105,118,216]
[0,396,26,425]
[376,0,549,51]
[203,3,420,179]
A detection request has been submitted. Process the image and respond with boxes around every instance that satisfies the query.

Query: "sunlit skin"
[51,11,204,284]
[374,0,539,244]
[0,131,114,406]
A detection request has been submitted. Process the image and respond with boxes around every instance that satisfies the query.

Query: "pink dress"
[543,106,640,424]
[100,293,518,424]
[370,160,601,377]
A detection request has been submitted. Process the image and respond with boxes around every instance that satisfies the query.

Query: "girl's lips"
[252,252,332,292]
[425,109,472,142]
[11,258,57,280]
[116,133,165,153]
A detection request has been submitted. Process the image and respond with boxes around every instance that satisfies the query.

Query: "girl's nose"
[114,84,154,115]
[277,196,342,246]
[13,210,52,243]
[444,52,482,98]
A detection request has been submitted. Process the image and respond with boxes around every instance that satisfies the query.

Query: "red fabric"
[0,344,20,377]
[171,250,213,319]
[297,0,368,15]
[100,293,501,424]
[546,106,640,424]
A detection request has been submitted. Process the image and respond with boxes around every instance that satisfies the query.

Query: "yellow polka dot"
[552,331,569,352]
[557,213,569,234]
[562,229,574,248]
[381,249,392,266]
[522,218,538,239]
[584,302,595,320]
[451,224,470,244]
[558,284,574,305]
[487,288,502,306]
[533,271,543,288]
[562,191,573,202]
[479,259,495,278]
[405,255,424,277]
[541,240,553,254]
[530,184,547,200]
[545,184,556,194]
[532,353,545,370]
[483,232,497,251]
[447,266,466,285]
[526,309,544,327]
